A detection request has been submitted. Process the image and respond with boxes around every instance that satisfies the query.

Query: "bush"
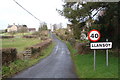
[41,37,48,40]
[68,38,76,46]
[59,35,67,41]
[23,35,37,38]
[0,36,14,39]
[1,48,17,65]
[75,42,90,54]
[40,30,48,37]
[32,31,40,37]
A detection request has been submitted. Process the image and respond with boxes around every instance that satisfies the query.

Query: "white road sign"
[90,42,112,49]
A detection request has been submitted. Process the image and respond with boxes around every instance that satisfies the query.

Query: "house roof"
[7,24,27,28]
[7,25,13,28]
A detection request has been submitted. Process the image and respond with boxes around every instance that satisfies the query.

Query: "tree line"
[58,2,120,49]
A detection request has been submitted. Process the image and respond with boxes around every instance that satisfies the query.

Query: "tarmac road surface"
[13,33,77,78]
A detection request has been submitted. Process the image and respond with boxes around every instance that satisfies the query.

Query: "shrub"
[68,38,76,46]
[1,48,17,65]
[40,30,48,37]
[23,35,37,38]
[32,31,40,37]
[75,42,90,54]
[0,36,14,39]
[41,37,48,40]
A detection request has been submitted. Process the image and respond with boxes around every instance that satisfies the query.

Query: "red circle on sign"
[88,29,101,42]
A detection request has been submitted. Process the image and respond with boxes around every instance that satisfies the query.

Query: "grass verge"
[66,41,118,78]
[2,42,55,78]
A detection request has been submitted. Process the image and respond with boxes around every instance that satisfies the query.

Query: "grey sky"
[0,0,68,30]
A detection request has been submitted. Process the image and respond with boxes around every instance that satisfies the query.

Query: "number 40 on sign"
[88,29,100,42]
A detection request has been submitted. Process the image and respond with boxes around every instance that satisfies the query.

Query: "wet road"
[13,33,77,78]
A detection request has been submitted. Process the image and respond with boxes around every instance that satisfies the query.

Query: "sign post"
[88,29,101,70]
[106,39,108,66]
[94,50,96,70]
[88,29,112,70]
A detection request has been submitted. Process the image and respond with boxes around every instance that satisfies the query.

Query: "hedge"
[26,46,41,54]
[25,39,52,54]
[41,37,48,40]
[0,36,14,39]
[23,35,37,38]
[1,48,17,65]
[68,38,76,46]
[75,42,90,54]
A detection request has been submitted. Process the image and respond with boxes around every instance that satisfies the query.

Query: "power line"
[13,0,41,22]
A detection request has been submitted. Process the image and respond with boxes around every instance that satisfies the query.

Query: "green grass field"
[2,38,41,52]
[66,41,118,78]
[1,32,32,36]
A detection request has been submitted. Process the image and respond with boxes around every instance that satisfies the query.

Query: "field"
[1,32,32,36]
[2,37,41,52]
[66,41,118,78]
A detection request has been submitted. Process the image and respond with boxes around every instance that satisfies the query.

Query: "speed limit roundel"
[88,29,100,42]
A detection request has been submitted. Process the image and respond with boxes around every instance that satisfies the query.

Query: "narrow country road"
[13,33,77,78]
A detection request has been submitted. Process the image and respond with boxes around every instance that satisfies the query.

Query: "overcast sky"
[0,0,68,30]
